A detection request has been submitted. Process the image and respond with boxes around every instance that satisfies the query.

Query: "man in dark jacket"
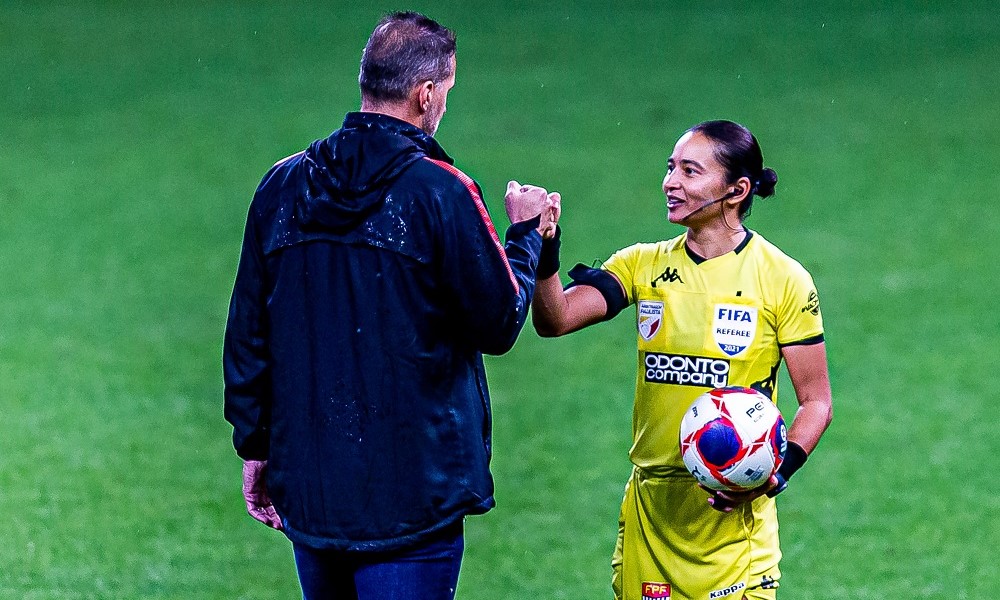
[223,11,557,599]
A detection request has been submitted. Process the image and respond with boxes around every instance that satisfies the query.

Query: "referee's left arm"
[781,341,833,454]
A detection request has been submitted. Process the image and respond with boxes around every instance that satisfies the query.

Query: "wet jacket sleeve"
[222,205,272,460]
[438,179,542,355]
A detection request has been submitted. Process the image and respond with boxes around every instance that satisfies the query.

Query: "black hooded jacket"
[223,112,542,551]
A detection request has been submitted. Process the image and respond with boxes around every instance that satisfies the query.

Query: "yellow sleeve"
[776,262,824,345]
[601,244,643,306]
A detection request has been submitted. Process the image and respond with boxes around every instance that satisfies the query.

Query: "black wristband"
[778,441,808,480]
[766,473,788,497]
[537,226,561,279]
[767,441,808,498]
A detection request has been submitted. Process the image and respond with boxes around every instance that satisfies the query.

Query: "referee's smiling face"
[662,131,732,225]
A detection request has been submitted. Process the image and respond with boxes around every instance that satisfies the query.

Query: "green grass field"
[1,1,997,598]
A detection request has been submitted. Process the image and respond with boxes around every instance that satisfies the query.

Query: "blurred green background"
[1,1,997,598]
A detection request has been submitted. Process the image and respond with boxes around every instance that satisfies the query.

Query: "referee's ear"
[728,177,752,204]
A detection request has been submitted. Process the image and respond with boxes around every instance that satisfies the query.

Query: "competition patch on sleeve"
[801,290,820,315]
[713,304,758,357]
[641,582,671,599]
[638,301,663,341]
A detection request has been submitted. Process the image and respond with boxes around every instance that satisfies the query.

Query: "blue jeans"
[292,522,464,600]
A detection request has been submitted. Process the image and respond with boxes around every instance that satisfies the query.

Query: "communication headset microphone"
[684,188,742,219]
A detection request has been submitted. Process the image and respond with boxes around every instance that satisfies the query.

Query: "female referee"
[530,120,833,600]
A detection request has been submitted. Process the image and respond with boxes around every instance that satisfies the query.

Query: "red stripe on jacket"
[425,158,519,293]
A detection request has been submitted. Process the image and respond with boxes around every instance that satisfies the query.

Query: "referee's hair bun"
[756,168,778,198]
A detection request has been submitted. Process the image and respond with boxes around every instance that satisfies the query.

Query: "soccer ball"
[679,387,786,492]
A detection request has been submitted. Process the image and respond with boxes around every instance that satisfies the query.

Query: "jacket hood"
[297,112,452,231]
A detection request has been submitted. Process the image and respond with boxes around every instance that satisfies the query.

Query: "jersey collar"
[684,229,753,265]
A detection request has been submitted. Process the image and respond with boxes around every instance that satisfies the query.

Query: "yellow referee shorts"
[611,466,781,600]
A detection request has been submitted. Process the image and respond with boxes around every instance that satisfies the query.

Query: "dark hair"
[359,12,456,104]
[687,120,777,220]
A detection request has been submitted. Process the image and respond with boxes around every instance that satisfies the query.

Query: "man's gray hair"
[359,12,456,104]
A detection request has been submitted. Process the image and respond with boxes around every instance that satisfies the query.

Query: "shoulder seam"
[424,158,518,293]
[272,150,305,168]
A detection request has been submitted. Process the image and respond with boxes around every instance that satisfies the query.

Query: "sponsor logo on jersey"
[637,301,663,341]
[641,582,671,599]
[801,290,820,315]
[651,265,683,287]
[759,575,778,589]
[709,581,746,599]
[644,352,729,387]
[712,304,758,357]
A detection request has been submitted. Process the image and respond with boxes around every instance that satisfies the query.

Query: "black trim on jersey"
[778,333,825,348]
[684,243,705,264]
[565,264,628,321]
[684,229,752,264]
[733,229,753,254]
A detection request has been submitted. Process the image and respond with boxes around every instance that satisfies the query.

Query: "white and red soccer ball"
[679,387,787,492]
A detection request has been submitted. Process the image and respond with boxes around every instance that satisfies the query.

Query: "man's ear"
[416,80,435,114]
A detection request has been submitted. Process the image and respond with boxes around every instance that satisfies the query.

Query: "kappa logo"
[709,581,746,599]
[651,266,683,287]
[637,301,663,341]
[801,290,820,316]
[749,361,780,400]
[641,582,671,599]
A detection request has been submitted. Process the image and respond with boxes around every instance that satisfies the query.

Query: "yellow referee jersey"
[602,230,824,476]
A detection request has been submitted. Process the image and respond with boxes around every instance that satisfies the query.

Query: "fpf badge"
[712,303,758,357]
[642,582,671,599]
[638,301,663,341]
